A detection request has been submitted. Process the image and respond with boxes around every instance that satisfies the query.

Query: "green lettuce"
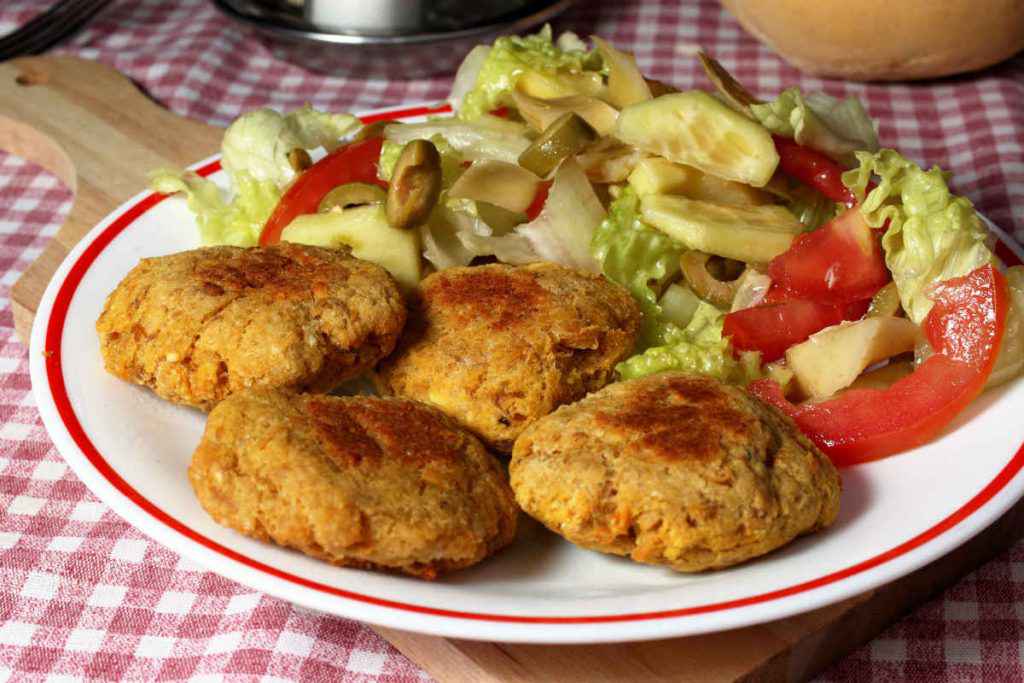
[153,105,359,246]
[751,88,879,166]
[458,25,603,120]
[377,140,403,181]
[221,106,358,187]
[843,149,993,323]
[591,187,683,345]
[592,188,758,383]
[151,169,280,246]
[617,301,761,383]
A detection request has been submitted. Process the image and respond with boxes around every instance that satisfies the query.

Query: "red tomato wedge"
[525,180,552,221]
[724,298,869,363]
[259,137,388,246]
[768,206,890,304]
[773,135,855,207]
[750,264,1009,465]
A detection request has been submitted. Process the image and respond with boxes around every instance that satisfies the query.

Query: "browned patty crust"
[510,373,841,572]
[189,388,518,579]
[97,243,406,410]
[375,263,642,452]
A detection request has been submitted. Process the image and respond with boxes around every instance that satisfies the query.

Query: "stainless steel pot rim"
[212,0,577,46]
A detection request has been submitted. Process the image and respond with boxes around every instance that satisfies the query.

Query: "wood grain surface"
[1,56,222,341]
[3,55,1022,683]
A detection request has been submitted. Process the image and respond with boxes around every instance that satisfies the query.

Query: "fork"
[0,0,114,61]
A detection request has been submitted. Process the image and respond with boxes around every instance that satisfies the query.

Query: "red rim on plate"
[41,104,1024,625]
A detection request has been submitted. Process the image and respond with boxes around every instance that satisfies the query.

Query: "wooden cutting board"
[5,55,1023,682]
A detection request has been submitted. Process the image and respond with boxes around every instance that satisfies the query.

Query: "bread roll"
[721,0,1024,81]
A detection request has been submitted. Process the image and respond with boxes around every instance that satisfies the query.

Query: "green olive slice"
[679,250,745,309]
[386,139,442,231]
[517,112,598,178]
[318,182,387,213]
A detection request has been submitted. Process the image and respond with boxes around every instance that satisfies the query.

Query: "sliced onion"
[510,89,619,136]
[575,139,647,183]
[592,36,652,108]
[515,158,604,272]
[730,268,772,312]
[448,160,541,213]
[697,50,762,116]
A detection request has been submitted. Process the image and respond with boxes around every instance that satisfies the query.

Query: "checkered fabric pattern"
[1,0,1023,679]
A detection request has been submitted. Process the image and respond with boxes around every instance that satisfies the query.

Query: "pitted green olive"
[318,182,387,213]
[385,139,442,231]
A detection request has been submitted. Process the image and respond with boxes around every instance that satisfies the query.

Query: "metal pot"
[212,0,576,78]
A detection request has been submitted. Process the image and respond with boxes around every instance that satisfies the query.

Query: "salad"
[152,27,1024,466]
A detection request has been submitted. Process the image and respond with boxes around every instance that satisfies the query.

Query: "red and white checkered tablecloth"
[1,0,1023,680]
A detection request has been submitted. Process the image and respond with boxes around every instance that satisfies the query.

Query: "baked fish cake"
[97,242,405,410]
[510,373,840,572]
[375,263,642,452]
[189,388,518,579]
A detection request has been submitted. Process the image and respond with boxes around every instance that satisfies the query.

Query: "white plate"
[29,103,1024,644]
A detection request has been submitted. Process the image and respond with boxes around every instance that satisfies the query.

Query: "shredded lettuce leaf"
[988,266,1024,388]
[591,187,683,345]
[617,301,762,383]
[516,159,603,272]
[592,187,757,383]
[151,169,280,246]
[843,149,993,323]
[384,115,531,164]
[153,105,358,247]
[377,140,403,182]
[221,106,358,187]
[420,198,537,270]
[458,25,603,120]
[751,88,879,166]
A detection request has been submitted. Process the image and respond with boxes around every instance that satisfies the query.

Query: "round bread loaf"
[722,0,1024,81]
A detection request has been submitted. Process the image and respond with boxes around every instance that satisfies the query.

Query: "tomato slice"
[724,298,869,362]
[259,137,388,246]
[773,135,855,207]
[525,180,552,221]
[768,206,890,304]
[750,264,1008,465]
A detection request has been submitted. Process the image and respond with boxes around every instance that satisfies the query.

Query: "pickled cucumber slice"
[516,69,606,102]
[518,112,598,177]
[615,91,779,187]
[640,194,800,263]
[281,205,421,289]
[628,158,772,206]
